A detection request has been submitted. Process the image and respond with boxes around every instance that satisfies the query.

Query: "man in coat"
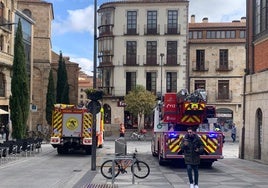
[180,127,204,188]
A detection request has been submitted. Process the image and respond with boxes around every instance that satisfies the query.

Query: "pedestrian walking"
[119,122,125,137]
[4,124,9,141]
[180,127,204,188]
[231,124,237,142]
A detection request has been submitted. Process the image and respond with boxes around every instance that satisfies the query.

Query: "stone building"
[0,0,17,126]
[78,71,93,107]
[243,0,268,164]
[188,16,246,137]
[97,0,189,129]
[17,0,53,131]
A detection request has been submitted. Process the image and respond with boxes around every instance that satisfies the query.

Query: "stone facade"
[17,0,53,131]
[244,0,268,164]
[0,0,16,125]
[98,0,189,127]
[188,16,246,138]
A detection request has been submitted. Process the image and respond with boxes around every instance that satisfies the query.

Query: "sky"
[45,0,246,76]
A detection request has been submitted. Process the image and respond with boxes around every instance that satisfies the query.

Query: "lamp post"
[160,53,164,102]
[91,0,97,171]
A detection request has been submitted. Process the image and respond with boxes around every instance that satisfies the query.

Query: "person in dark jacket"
[180,127,204,188]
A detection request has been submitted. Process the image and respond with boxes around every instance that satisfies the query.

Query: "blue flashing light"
[168,132,178,138]
[208,132,218,138]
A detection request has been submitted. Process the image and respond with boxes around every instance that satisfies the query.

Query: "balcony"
[123,55,140,66]
[143,55,158,66]
[166,55,180,66]
[123,25,139,35]
[98,86,114,96]
[215,90,232,102]
[144,24,160,35]
[98,25,113,37]
[215,60,233,71]
[164,24,180,35]
[0,17,12,32]
[192,61,209,71]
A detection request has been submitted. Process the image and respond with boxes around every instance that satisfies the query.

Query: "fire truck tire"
[57,147,66,154]
[158,154,165,166]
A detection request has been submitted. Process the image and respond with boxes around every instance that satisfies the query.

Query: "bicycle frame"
[100,150,150,181]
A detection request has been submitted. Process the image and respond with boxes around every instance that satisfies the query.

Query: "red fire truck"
[50,104,104,154]
[151,89,224,166]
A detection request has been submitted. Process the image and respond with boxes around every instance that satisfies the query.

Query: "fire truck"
[50,104,104,154]
[151,89,224,166]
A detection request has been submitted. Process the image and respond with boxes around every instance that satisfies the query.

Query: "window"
[127,11,137,35]
[22,9,32,18]
[80,94,83,99]
[0,35,3,51]
[126,41,137,65]
[146,41,157,65]
[196,50,205,70]
[166,72,177,92]
[239,30,246,38]
[126,72,136,94]
[190,31,202,39]
[80,88,83,92]
[0,73,5,97]
[103,104,111,124]
[167,41,177,65]
[194,80,206,90]
[218,80,229,100]
[147,11,157,34]
[167,10,178,34]
[146,72,156,94]
[219,49,228,70]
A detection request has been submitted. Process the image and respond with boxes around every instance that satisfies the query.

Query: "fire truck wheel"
[57,147,66,155]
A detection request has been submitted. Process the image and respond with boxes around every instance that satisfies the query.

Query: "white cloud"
[189,0,246,22]
[52,5,95,35]
[70,57,93,76]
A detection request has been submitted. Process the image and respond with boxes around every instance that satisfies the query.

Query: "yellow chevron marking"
[200,135,218,153]
[168,135,184,153]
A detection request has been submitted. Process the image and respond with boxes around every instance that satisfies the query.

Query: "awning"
[0,109,9,114]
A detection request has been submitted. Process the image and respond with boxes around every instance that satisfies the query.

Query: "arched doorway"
[103,104,111,124]
[255,108,262,160]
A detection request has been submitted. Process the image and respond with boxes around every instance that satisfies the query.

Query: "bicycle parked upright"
[100,149,150,179]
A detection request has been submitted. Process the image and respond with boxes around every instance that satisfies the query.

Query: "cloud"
[189,0,246,22]
[70,57,94,76]
[52,5,95,35]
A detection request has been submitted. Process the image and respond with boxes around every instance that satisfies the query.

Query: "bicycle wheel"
[131,160,150,179]
[100,160,120,179]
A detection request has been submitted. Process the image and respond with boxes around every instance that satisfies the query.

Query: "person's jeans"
[187,164,199,185]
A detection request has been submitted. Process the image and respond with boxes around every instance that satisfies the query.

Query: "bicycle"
[130,129,147,141]
[100,149,150,179]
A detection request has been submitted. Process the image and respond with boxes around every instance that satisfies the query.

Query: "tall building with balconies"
[97,0,189,128]
[243,0,268,164]
[188,16,246,136]
[0,0,17,126]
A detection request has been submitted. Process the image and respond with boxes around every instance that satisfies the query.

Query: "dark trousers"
[187,164,199,185]
[231,133,236,142]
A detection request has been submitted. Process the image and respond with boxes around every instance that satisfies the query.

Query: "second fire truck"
[151,89,224,166]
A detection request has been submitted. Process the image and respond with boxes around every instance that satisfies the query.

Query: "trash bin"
[115,137,127,155]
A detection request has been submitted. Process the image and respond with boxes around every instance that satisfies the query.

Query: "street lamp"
[160,53,164,102]
[91,0,97,171]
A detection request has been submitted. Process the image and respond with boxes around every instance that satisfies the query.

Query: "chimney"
[191,15,195,23]
[202,17,208,23]
[241,17,246,23]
